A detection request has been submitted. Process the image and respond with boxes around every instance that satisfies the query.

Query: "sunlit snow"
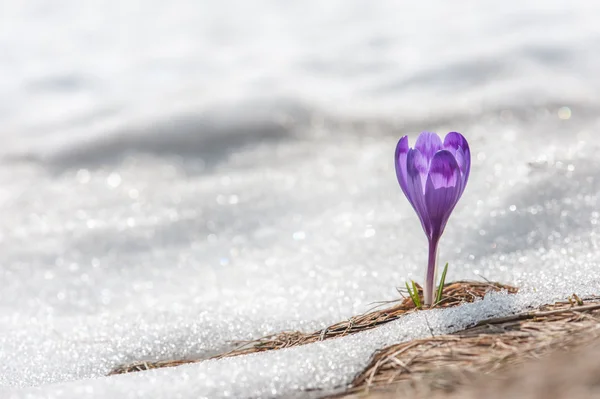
[1,0,600,397]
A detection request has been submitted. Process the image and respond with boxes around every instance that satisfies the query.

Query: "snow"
[1,0,600,397]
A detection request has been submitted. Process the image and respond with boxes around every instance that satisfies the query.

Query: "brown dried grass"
[109,280,516,375]
[336,295,600,399]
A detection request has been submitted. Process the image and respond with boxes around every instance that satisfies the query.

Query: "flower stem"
[424,237,439,305]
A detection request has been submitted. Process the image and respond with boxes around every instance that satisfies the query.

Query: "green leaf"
[405,280,421,308]
[411,280,421,308]
[435,263,449,305]
[405,281,414,304]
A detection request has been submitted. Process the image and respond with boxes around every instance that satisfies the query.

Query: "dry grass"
[337,295,600,398]
[109,280,516,375]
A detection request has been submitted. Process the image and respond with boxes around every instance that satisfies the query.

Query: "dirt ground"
[355,339,600,399]
[442,340,600,399]
[341,300,600,399]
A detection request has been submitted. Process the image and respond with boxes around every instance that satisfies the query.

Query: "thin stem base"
[424,238,439,305]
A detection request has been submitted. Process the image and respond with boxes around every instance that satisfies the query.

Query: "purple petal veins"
[406,148,432,236]
[394,131,470,305]
[394,136,410,199]
[443,131,471,181]
[425,151,462,238]
[415,132,443,165]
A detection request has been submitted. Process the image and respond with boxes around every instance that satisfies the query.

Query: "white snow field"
[1,0,600,397]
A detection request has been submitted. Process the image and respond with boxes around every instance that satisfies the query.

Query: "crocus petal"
[415,132,442,166]
[443,132,471,181]
[394,136,410,199]
[424,150,462,238]
[453,147,467,195]
[406,148,432,236]
[412,146,430,190]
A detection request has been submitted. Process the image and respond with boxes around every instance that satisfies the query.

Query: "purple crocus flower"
[395,132,470,305]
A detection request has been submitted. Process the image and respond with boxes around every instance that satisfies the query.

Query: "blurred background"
[2,0,600,388]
